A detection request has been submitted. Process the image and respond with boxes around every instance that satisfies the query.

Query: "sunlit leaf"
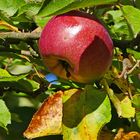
[23,91,63,139]
[13,2,41,21]
[0,68,11,77]
[0,68,27,82]
[0,0,25,17]
[104,9,131,40]
[106,88,122,117]
[17,3,41,17]
[102,79,135,118]
[120,96,135,118]
[0,99,11,131]
[0,74,26,82]
[35,16,52,27]
[8,64,32,75]
[122,5,140,38]
[38,0,117,17]
[35,0,117,27]
[63,85,111,140]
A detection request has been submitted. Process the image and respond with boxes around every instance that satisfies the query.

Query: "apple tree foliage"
[0,0,140,140]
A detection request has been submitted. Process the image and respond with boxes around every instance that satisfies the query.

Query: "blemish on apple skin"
[64,36,68,40]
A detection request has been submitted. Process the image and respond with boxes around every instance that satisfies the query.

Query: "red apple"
[39,10,113,83]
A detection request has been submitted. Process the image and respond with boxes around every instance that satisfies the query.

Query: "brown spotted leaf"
[23,91,63,139]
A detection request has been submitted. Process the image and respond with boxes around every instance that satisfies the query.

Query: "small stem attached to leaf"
[102,79,122,117]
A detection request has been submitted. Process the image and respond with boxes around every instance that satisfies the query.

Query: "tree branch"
[0,32,41,40]
[0,31,140,51]
[0,32,41,45]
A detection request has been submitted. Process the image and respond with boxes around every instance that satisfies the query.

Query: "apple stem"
[59,60,71,78]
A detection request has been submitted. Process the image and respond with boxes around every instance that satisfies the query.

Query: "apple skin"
[39,10,113,83]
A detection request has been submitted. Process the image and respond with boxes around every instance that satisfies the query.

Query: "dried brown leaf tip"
[23,91,63,139]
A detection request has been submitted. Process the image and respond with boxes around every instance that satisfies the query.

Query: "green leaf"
[132,94,140,128]
[0,68,27,82]
[1,79,40,93]
[120,0,132,5]
[13,2,41,21]
[35,0,117,27]
[35,16,52,27]
[0,68,11,77]
[15,79,40,92]
[135,112,140,128]
[129,75,140,92]
[132,94,140,109]
[17,3,41,16]
[105,84,135,118]
[135,0,140,9]
[127,48,140,59]
[0,99,11,131]
[7,64,32,75]
[0,74,27,82]
[122,5,140,37]
[105,9,131,40]
[38,0,117,17]
[0,0,25,17]
[0,68,39,92]
[0,10,12,24]
[62,85,111,140]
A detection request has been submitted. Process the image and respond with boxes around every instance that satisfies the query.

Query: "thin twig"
[102,79,122,117]
[0,32,41,40]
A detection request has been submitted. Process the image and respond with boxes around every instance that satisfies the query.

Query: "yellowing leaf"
[62,85,111,140]
[23,91,63,139]
[103,79,135,118]
[0,21,19,32]
[120,96,135,118]
[24,86,112,140]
